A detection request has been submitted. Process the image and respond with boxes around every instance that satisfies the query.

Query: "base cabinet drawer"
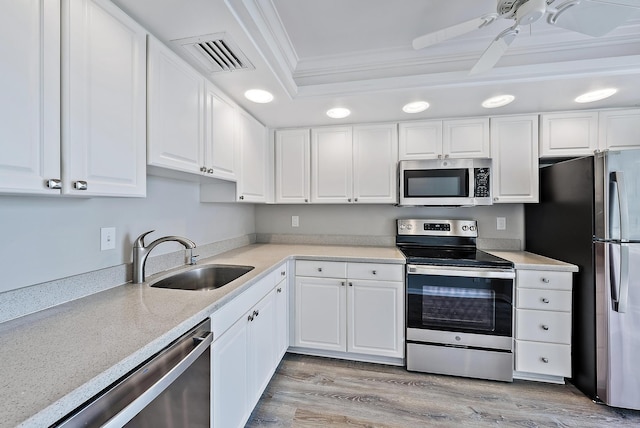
[517,288,572,312]
[296,260,347,278]
[516,309,571,344]
[517,270,572,290]
[515,340,571,377]
[347,262,403,281]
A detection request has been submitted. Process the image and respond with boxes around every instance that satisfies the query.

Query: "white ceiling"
[112,0,640,128]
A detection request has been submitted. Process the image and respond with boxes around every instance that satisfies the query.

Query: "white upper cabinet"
[237,110,268,202]
[311,127,353,203]
[490,115,539,203]
[540,111,599,158]
[443,118,490,158]
[204,83,237,181]
[62,0,147,197]
[352,124,398,203]
[598,109,640,151]
[398,121,442,159]
[147,37,204,175]
[0,0,61,195]
[275,129,311,203]
[399,118,489,160]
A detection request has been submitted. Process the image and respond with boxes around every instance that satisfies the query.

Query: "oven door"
[407,265,514,338]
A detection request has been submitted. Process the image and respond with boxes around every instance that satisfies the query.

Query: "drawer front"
[515,340,571,377]
[347,262,403,281]
[296,260,347,278]
[516,309,571,344]
[517,288,572,312]
[517,270,572,291]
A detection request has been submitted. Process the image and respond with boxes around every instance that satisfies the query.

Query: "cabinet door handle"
[541,297,550,304]
[541,277,550,283]
[347,198,351,202]
[253,310,259,317]
[46,179,62,189]
[207,168,214,174]
[541,325,549,331]
[200,166,207,172]
[341,281,345,286]
[277,287,282,293]
[248,314,254,322]
[239,195,244,200]
[73,181,88,190]
[541,357,549,363]
[348,282,353,287]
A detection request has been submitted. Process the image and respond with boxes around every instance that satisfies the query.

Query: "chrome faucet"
[132,230,197,284]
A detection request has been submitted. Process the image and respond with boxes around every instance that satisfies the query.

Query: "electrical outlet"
[291,215,299,228]
[496,217,506,231]
[101,227,116,250]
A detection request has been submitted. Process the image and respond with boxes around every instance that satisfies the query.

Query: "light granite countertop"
[487,250,579,272]
[0,244,404,428]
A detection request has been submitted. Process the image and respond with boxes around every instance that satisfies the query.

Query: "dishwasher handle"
[103,329,213,428]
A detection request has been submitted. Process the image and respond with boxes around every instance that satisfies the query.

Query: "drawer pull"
[541,325,550,331]
[541,277,550,283]
[541,297,550,304]
[541,357,549,363]
[318,267,323,272]
[372,270,377,275]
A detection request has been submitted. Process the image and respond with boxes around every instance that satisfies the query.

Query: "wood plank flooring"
[246,353,640,427]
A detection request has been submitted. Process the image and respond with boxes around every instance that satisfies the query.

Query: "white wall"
[0,176,255,293]
[255,203,524,243]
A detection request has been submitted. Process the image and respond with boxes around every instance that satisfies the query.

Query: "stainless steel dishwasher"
[54,319,213,428]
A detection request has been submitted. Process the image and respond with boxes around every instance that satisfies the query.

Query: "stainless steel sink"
[149,264,254,291]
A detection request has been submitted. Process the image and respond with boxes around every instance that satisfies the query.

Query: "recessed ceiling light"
[326,107,351,119]
[575,88,617,103]
[402,101,430,114]
[482,95,515,109]
[244,89,274,103]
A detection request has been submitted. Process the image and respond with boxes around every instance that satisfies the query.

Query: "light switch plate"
[101,227,116,250]
[496,217,506,231]
[291,216,299,228]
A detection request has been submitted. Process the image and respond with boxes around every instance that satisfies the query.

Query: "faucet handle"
[190,253,200,265]
[133,230,155,248]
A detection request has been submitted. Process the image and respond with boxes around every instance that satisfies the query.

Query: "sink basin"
[150,264,254,291]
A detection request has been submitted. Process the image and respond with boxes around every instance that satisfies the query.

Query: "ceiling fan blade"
[469,26,520,75]
[412,13,500,50]
[549,0,640,37]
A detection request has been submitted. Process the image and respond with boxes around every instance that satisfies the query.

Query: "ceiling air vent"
[172,33,254,74]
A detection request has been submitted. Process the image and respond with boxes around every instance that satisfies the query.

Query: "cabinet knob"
[341,281,345,286]
[438,154,443,159]
[73,181,88,190]
[317,267,322,272]
[253,310,259,317]
[541,297,550,304]
[541,277,550,283]
[541,357,549,363]
[348,282,353,287]
[541,325,550,331]
[304,198,308,203]
[277,287,282,293]
[207,168,214,174]
[372,270,377,275]
[281,271,286,276]
[444,154,449,159]
[493,197,499,202]
[347,198,352,202]
[239,195,244,200]
[354,198,358,202]
[45,179,62,189]
[248,314,254,322]
[200,166,207,172]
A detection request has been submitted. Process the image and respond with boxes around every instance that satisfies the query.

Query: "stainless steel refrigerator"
[525,149,640,410]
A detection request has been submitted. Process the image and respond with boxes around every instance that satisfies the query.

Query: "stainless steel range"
[397,219,515,382]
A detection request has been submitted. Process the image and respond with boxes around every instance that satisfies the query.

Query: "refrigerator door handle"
[610,243,630,313]
[610,171,629,242]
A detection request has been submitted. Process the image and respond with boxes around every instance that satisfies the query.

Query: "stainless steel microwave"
[398,158,492,206]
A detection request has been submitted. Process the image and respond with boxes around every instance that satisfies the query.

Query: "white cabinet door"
[212,314,250,428]
[62,0,146,197]
[443,118,490,158]
[275,275,289,360]
[598,109,640,151]
[0,0,60,195]
[540,111,599,158]
[237,110,268,202]
[352,124,398,204]
[294,276,346,352]
[347,279,404,358]
[490,115,539,203]
[147,37,204,174]
[275,129,311,203]
[311,127,353,203]
[247,288,277,406]
[398,121,442,160]
[204,83,237,181]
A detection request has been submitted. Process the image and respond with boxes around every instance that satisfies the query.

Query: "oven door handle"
[407,264,515,279]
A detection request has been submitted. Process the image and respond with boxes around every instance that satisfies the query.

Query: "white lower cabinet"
[293,260,404,361]
[514,269,573,383]
[211,263,288,428]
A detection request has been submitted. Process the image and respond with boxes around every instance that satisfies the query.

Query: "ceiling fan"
[412,0,640,75]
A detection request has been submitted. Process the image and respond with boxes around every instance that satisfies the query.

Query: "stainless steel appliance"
[398,158,492,206]
[397,219,515,382]
[525,149,640,410]
[55,319,213,427]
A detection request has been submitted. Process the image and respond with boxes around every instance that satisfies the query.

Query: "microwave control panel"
[474,168,490,198]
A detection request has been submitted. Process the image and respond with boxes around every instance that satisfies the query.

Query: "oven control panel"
[397,219,478,237]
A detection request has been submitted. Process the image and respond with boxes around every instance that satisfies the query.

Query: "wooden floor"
[246,353,640,428]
